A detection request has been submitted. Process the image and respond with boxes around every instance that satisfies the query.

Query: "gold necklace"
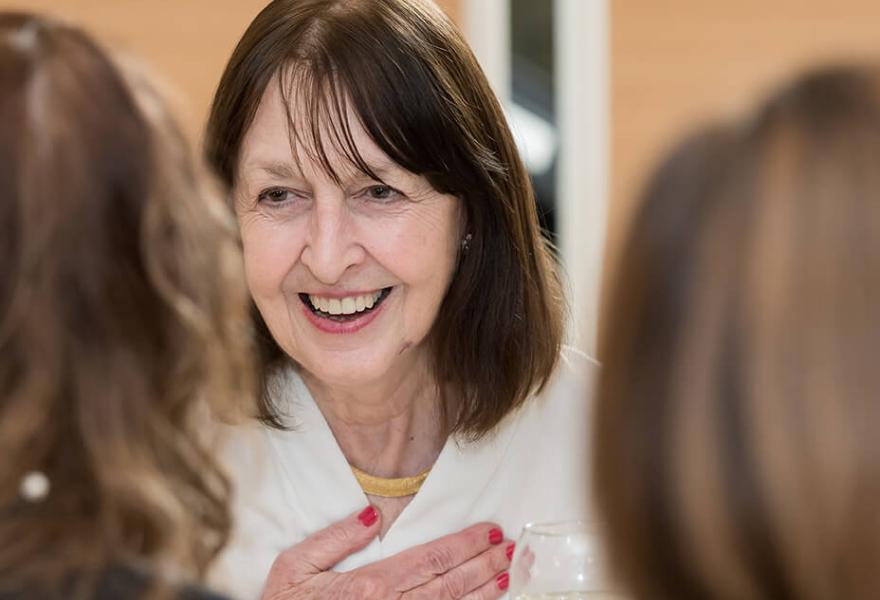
[351,465,431,498]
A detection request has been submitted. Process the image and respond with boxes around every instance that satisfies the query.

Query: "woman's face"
[234,82,462,388]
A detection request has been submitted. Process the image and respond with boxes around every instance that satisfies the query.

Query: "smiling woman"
[234,83,462,387]
[203,1,596,598]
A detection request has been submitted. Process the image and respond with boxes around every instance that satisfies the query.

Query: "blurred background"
[7,0,880,354]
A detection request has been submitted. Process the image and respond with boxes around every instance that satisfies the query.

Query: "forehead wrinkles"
[277,64,387,185]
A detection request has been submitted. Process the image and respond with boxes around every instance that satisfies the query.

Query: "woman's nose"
[300,201,365,284]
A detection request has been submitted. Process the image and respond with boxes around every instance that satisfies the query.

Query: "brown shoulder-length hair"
[205,0,564,438]
[595,65,880,600]
[0,12,253,595]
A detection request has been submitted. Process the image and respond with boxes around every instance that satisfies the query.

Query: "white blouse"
[207,347,597,599]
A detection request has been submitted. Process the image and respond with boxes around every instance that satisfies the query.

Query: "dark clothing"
[0,565,230,600]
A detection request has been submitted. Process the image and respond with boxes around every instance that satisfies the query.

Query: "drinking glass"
[508,520,619,599]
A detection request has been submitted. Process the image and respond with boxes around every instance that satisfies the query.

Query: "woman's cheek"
[243,221,305,284]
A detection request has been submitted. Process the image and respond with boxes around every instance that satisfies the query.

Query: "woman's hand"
[262,506,514,599]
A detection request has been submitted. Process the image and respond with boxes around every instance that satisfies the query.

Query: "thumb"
[275,506,381,577]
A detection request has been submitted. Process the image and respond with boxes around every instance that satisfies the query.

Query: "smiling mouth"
[299,287,392,322]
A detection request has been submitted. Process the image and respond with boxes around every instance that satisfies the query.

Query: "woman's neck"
[301,357,447,478]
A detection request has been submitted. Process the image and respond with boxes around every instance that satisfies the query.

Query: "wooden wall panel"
[610,0,880,274]
[3,0,268,141]
[435,0,461,25]
[3,0,461,141]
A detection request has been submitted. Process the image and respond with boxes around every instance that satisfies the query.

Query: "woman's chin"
[297,354,395,389]
[294,343,427,390]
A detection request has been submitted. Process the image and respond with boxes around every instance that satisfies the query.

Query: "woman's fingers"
[262,506,381,597]
[460,572,511,600]
[401,537,513,599]
[380,522,506,593]
[263,519,507,600]
[290,506,381,572]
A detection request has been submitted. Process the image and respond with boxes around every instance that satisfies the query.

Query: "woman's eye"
[364,185,401,202]
[257,188,297,204]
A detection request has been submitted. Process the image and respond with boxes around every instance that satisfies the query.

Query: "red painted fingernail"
[506,542,515,561]
[496,572,509,591]
[358,506,378,527]
[488,527,503,545]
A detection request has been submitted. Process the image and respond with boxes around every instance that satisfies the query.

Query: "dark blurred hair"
[206,0,564,438]
[0,12,253,596]
[595,64,880,600]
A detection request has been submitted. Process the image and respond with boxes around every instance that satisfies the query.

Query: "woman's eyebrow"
[247,161,300,180]
[353,160,412,181]
[244,158,410,184]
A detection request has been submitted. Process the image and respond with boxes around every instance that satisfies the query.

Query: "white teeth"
[307,290,386,316]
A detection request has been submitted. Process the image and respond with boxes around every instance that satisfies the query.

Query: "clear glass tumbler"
[509,520,620,599]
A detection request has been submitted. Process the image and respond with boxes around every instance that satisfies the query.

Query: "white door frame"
[462,0,610,356]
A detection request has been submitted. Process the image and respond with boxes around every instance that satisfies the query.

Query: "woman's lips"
[299,287,392,334]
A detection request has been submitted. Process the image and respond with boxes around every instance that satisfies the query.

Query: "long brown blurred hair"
[595,65,880,600]
[0,12,253,595]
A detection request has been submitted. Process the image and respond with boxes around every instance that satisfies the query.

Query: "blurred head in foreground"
[595,64,880,600]
[0,12,252,597]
